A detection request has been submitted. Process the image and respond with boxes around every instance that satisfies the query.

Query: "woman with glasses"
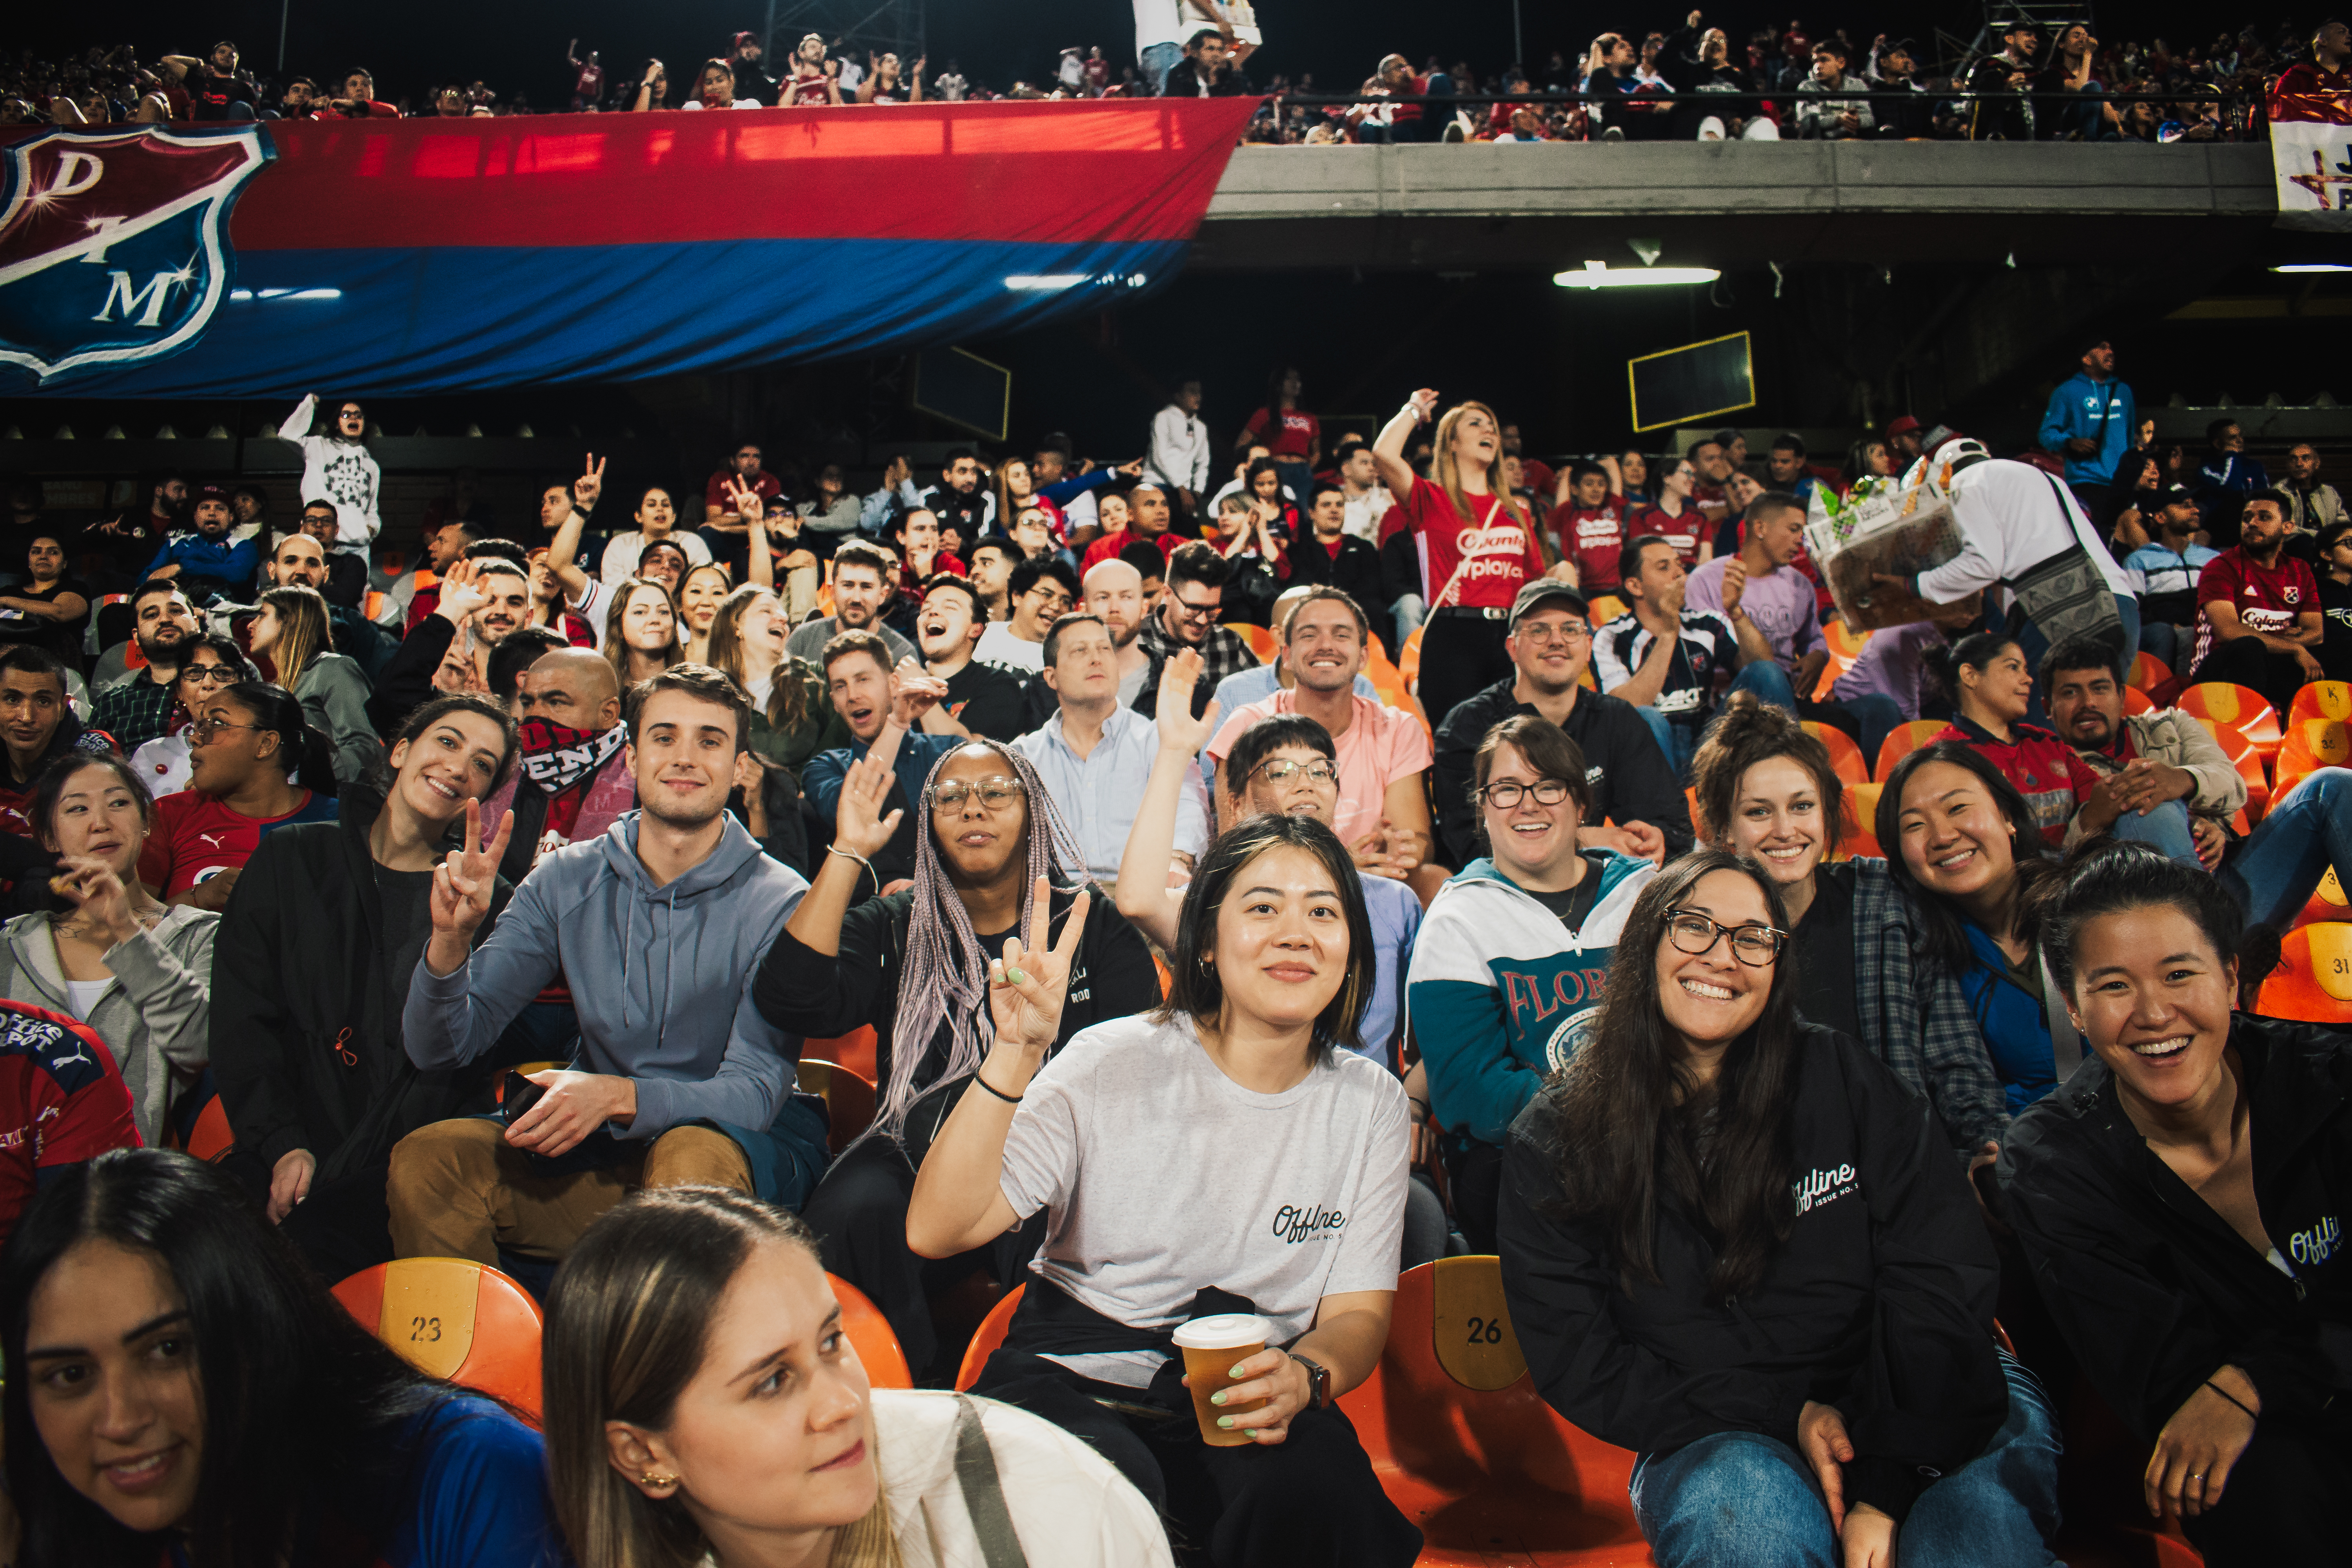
[752,737,1158,1379]
[0,755,216,1148]
[1407,715,1657,1252]
[1499,849,2061,1568]
[1631,452,1710,569]
[126,634,252,801]
[136,681,338,915]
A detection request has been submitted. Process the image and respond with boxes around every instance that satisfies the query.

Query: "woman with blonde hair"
[603,579,682,690]
[1372,389,1553,722]
[250,584,377,785]
[543,1185,1169,1568]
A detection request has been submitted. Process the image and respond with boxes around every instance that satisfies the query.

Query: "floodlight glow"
[1554,260,1721,289]
[1004,275,1088,290]
[2272,263,2352,274]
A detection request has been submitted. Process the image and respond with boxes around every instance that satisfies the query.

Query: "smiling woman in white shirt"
[907,813,1422,1567]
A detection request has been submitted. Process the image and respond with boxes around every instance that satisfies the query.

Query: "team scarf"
[516,718,627,797]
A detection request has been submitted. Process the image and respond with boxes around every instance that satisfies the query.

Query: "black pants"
[223,1147,396,1284]
[1417,612,1515,735]
[975,1350,1421,1567]
[2193,635,2314,722]
[1441,1136,1504,1256]
[2181,1417,2352,1566]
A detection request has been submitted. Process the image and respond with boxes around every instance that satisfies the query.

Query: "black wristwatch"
[1289,1352,1332,1410]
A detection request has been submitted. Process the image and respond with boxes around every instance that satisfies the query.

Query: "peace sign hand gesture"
[987,876,1091,1062]
[574,452,605,510]
[727,477,766,522]
[428,798,512,950]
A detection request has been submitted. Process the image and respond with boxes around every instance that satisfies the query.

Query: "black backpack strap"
[951,1394,1032,1568]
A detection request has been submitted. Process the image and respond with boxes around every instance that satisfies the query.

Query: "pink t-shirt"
[1205,691,1434,849]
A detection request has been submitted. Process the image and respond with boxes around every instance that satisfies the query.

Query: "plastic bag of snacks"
[1804,470,1966,631]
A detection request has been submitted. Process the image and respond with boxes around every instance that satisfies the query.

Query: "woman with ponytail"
[251,583,381,785]
[136,679,339,913]
[751,737,1158,1380]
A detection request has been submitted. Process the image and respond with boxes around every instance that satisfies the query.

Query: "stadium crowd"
[2,333,2351,1568]
[3,15,2343,143]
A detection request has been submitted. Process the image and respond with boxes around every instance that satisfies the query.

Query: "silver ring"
[2189,1473,2204,1480]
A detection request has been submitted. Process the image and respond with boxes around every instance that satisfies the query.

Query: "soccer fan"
[139,681,339,910]
[469,647,637,885]
[248,585,377,787]
[601,579,683,690]
[1595,535,1773,778]
[1287,482,1389,648]
[278,394,382,549]
[783,540,917,667]
[0,649,109,842]
[374,560,538,726]
[973,558,1077,676]
[701,441,784,573]
[0,1004,138,1246]
[599,485,712,584]
[2122,484,2216,674]
[1136,543,1259,715]
[2190,490,2328,716]
[1922,631,2103,849]
[125,634,250,800]
[1148,379,1214,517]
[805,633,963,890]
[390,670,824,1265]
[917,449,996,540]
[915,574,1026,740]
[143,485,258,599]
[2039,339,2136,509]
[0,536,91,664]
[1550,461,1634,592]
[90,580,201,752]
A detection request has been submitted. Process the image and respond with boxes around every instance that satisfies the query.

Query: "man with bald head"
[481,646,635,882]
[264,529,329,592]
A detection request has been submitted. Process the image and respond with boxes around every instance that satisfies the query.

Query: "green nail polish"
[1229,1362,1249,1378]
[1216,1415,1234,1429]
[1210,1391,1227,1406]
[1006,967,1027,985]
[1242,1429,1259,1438]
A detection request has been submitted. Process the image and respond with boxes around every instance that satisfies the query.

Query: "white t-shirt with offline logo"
[998,1012,1409,1387]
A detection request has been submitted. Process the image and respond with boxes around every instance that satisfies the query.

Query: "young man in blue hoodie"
[387,665,823,1265]
[2037,338,2134,511]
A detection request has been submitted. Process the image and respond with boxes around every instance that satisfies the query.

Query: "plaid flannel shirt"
[89,673,179,753]
[1137,612,1259,690]
[1849,860,2010,1152]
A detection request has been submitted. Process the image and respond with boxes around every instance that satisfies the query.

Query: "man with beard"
[1079,480,1179,575]
[915,575,1025,740]
[294,502,369,611]
[701,441,784,576]
[265,526,392,674]
[2042,635,2243,873]
[1687,437,1740,557]
[726,31,777,104]
[2189,490,2324,716]
[783,541,916,666]
[1286,482,1391,651]
[91,581,201,751]
[805,633,959,889]
[916,449,995,541]
[372,559,535,730]
[1135,542,1257,716]
[144,485,260,600]
[391,666,823,1263]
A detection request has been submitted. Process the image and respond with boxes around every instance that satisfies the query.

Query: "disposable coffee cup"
[1172,1313,1273,1446]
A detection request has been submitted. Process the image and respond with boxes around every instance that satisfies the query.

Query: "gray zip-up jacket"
[403,811,808,1137]
[0,905,217,1145]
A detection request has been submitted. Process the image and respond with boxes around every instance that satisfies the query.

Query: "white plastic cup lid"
[1171,1313,1273,1350]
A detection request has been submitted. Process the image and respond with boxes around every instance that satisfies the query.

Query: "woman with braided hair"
[752,736,1158,1379]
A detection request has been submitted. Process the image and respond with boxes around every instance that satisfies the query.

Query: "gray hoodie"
[403,811,808,1137]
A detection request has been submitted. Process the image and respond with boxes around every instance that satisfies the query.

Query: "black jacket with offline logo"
[2000,1015,2352,1443]
[1499,1023,2005,1524]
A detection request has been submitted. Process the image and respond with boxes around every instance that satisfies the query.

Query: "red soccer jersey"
[1403,477,1545,611]
[704,468,783,518]
[1242,407,1321,460]
[1550,499,1630,591]
[138,789,339,898]
[0,1003,139,1243]
[1631,502,1707,569]
[2192,548,2319,669]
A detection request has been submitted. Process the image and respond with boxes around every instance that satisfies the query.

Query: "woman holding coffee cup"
[907,815,1422,1566]
[1497,849,2063,1568]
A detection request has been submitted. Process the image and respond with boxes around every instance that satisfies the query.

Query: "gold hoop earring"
[639,1472,678,1490]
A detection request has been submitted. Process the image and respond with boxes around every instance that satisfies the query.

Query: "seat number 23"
[412,1316,443,1343]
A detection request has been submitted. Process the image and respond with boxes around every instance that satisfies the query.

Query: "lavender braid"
[871,737,1086,1142]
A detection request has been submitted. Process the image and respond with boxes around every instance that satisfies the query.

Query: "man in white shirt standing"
[1148,381,1213,527]
[1334,439,1395,543]
[1014,612,1203,892]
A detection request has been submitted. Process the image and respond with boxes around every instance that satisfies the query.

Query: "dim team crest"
[0,124,274,383]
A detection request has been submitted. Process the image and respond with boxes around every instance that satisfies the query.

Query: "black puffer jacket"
[2001,1016,2352,1442]
[211,784,512,1185]
[1500,1024,2005,1524]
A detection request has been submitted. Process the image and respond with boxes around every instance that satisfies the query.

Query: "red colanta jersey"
[0,1002,140,1244]
[138,789,339,898]
[1630,502,1707,569]
[2192,548,2318,669]
[1550,499,1631,592]
[1403,478,1544,611]
[1242,407,1321,460]
[1937,717,2103,846]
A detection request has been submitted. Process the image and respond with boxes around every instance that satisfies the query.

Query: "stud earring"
[640,1472,678,1489]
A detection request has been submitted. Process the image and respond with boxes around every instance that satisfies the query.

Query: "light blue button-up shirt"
[1014,703,1207,885]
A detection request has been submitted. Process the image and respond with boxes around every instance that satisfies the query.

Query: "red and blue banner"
[0,99,1259,397]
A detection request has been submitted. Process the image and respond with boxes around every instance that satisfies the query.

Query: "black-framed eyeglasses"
[1168,595,1220,620]
[179,666,238,686]
[189,716,261,741]
[1480,778,1573,809]
[933,777,1025,811]
[1251,758,1338,787]
[1664,909,1786,967]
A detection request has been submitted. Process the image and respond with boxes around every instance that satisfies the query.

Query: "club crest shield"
[0,124,273,383]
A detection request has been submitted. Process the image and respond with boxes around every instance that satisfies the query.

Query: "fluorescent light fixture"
[229,287,344,301]
[1554,260,1721,289]
[1004,274,1088,291]
[2272,263,2352,274]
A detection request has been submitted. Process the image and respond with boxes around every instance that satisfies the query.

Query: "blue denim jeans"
[2225,766,2352,932]
[2114,797,2204,866]
[1630,1353,2063,1568]
[1140,41,1181,96]
[1638,662,1898,783]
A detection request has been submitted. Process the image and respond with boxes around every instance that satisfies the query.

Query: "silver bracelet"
[824,844,875,886]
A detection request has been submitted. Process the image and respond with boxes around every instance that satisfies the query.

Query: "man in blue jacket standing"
[387,664,824,1264]
[2038,338,2134,512]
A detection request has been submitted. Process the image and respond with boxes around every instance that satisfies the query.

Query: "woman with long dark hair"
[1239,364,1322,504]
[907,813,1421,1566]
[754,737,1156,1377]
[2004,843,2352,1564]
[250,583,377,785]
[138,679,339,911]
[1,1147,552,1568]
[703,584,842,780]
[544,1186,1163,1568]
[1924,629,2101,847]
[210,692,519,1281]
[1499,850,2060,1568]
[1373,390,1550,724]
[1690,693,2009,1157]
[1877,740,2071,1118]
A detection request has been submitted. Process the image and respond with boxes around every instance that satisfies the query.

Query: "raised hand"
[53,855,138,946]
[1406,388,1440,424]
[833,753,905,859]
[888,657,947,727]
[1153,647,1221,754]
[575,452,605,510]
[434,558,488,626]
[727,477,765,521]
[1719,557,1749,615]
[986,875,1092,1058]
[428,798,513,946]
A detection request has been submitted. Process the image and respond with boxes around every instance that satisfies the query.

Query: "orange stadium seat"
[2122,686,2154,716]
[2275,713,2352,798]
[830,1272,913,1389]
[2290,680,2352,729]
[956,1282,1026,1391]
[1339,1257,1655,1566]
[2126,651,2170,694]
[1815,619,1873,700]
[1400,624,1426,688]
[1803,721,1869,786]
[332,1259,544,1424]
[2256,923,2352,1025]
[1238,622,1279,664]
[1834,782,1886,860]
[181,1094,236,1163]
[1873,719,1947,782]
[797,1059,877,1155]
[804,1025,877,1081]
[2177,682,2283,766]
[2296,867,2352,932]
[2188,716,2271,824]
[1584,593,1628,627]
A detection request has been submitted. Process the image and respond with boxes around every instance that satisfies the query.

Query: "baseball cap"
[1885,414,1922,440]
[193,483,232,505]
[1510,579,1589,628]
